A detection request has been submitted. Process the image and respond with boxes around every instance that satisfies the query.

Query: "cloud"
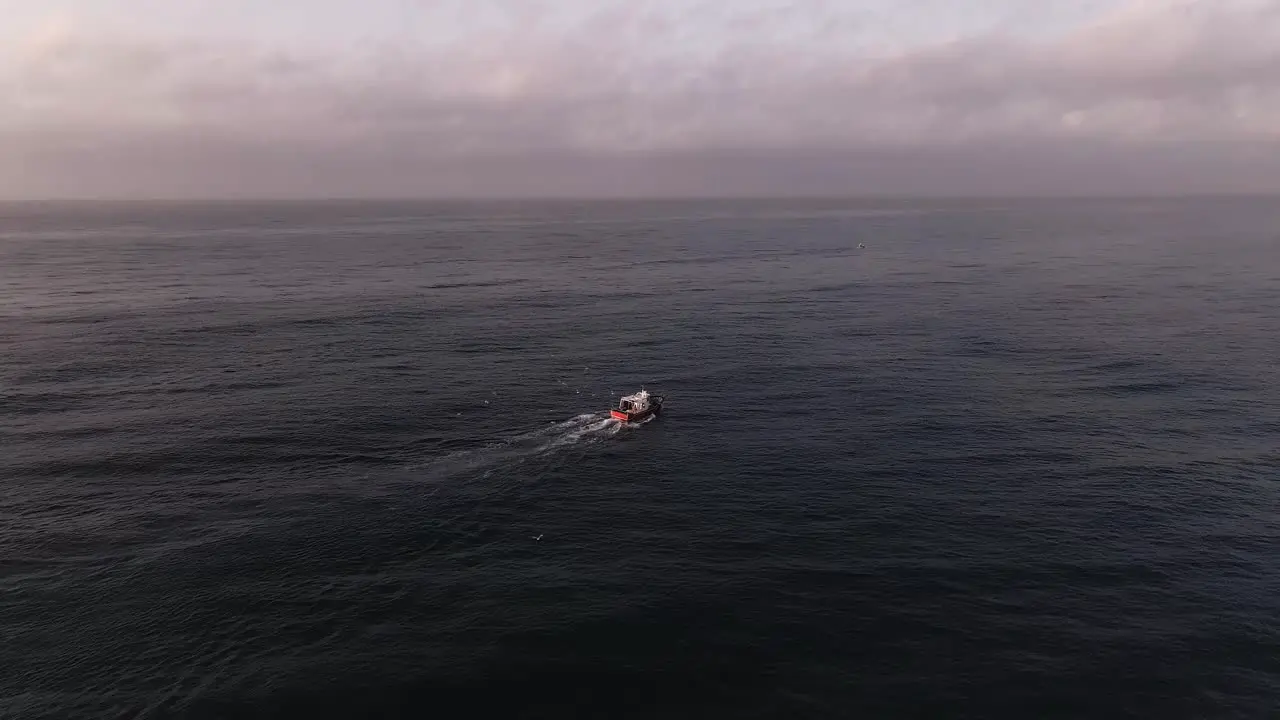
[3,0,1280,197]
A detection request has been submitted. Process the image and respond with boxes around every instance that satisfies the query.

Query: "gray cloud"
[4,0,1280,197]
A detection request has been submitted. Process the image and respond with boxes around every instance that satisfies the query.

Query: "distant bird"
[532,534,543,541]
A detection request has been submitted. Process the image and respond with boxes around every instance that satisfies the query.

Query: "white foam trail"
[512,413,601,442]
[534,416,620,454]
[417,412,625,478]
[529,414,628,454]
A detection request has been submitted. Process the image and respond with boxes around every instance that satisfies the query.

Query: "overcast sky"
[3,0,1279,198]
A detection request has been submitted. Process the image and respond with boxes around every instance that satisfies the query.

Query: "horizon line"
[3,190,1279,204]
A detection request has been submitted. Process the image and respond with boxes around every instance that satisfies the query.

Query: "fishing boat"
[610,389,663,423]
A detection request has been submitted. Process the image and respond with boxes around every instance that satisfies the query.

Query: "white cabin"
[617,390,652,413]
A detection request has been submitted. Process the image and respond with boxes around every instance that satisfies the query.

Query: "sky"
[2,0,1279,198]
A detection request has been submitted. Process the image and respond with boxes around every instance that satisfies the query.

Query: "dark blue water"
[2,198,1278,719]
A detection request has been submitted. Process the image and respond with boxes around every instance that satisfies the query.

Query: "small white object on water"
[532,535,543,541]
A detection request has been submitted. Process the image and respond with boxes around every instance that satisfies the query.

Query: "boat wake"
[515,413,623,453]
[415,412,632,481]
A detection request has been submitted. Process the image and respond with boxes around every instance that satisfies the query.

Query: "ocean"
[1,197,1277,719]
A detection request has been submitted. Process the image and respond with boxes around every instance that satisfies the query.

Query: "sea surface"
[1,198,1277,719]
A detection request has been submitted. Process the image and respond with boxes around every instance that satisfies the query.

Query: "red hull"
[611,409,654,422]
